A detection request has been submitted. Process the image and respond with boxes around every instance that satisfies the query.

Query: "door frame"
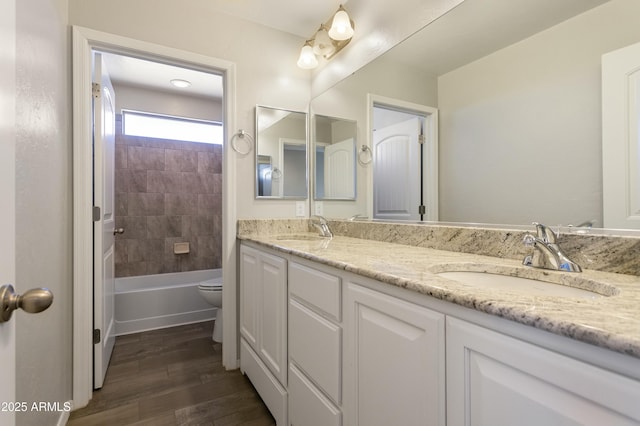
[71,26,238,408]
[602,40,640,229]
[0,0,17,422]
[366,94,438,221]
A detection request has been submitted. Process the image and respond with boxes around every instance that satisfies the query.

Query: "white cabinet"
[446,317,640,426]
[240,243,288,425]
[288,261,343,425]
[344,282,446,426]
[240,242,640,426]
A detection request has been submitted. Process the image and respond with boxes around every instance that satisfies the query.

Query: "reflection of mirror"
[310,0,640,231]
[313,114,357,200]
[255,105,308,199]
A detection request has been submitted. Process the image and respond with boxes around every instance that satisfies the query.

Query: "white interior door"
[325,137,355,198]
[602,40,640,229]
[93,52,116,389]
[373,117,421,221]
[0,1,17,422]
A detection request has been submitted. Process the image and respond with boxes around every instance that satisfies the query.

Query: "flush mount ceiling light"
[297,4,354,69]
[170,78,191,88]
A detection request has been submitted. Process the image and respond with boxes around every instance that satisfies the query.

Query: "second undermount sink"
[433,266,619,300]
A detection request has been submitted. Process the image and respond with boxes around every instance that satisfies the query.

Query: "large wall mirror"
[313,114,357,200]
[310,0,640,231]
[255,105,308,199]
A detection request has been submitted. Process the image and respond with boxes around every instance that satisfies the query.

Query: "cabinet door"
[344,283,446,426]
[258,250,288,385]
[240,244,260,349]
[446,317,640,426]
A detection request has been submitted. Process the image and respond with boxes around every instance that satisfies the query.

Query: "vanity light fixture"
[170,78,191,88]
[297,4,354,69]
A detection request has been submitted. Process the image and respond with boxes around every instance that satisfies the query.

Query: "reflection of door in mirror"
[373,115,421,221]
[602,40,640,229]
[325,138,355,198]
[257,155,273,197]
[313,115,357,201]
[280,139,307,197]
[370,96,438,222]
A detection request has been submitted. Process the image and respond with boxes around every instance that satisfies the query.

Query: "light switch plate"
[295,201,306,217]
[314,201,323,215]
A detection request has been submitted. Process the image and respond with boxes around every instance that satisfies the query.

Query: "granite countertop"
[238,232,640,359]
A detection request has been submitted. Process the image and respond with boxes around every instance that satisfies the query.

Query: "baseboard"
[57,401,72,426]
[115,309,216,336]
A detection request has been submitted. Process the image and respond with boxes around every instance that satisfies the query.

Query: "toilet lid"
[199,278,222,289]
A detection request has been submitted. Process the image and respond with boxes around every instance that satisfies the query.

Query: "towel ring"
[231,130,254,155]
[265,167,282,180]
[358,145,373,165]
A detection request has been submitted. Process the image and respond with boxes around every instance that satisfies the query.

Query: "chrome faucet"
[522,222,582,272]
[311,215,333,238]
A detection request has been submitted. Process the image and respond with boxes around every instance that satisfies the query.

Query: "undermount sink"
[275,234,328,241]
[433,266,619,300]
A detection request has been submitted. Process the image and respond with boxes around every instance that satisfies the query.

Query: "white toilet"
[198,278,223,342]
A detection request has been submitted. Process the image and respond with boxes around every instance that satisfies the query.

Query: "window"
[122,110,223,144]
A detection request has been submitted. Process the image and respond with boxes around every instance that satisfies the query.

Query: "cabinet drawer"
[289,299,341,404]
[289,363,341,426]
[289,262,341,321]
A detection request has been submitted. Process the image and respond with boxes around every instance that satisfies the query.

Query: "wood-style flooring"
[68,321,275,426]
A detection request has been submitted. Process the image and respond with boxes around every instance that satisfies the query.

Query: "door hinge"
[93,329,101,344]
[418,134,426,144]
[92,82,101,99]
[92,206,101,222]
[418,205,426,215]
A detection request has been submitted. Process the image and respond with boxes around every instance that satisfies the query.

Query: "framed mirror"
[255,105,308,199]
[313,114,357,200]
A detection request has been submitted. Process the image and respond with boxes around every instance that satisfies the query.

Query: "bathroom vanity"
[238,221,640,426]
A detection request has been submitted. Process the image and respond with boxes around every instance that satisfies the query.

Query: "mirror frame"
[254,105,309,200]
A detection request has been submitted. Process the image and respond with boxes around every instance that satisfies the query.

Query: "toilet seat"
[198,278,222,290]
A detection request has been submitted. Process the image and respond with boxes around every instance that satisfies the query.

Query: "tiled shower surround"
[114,115,222,277]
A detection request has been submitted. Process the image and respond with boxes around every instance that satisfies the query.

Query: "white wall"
[113,83,223,122]
[438,0,640,226]
[69,0,311,219]
[15,0,73,424]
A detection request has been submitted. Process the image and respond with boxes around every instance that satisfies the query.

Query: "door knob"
[113,228,125,235]
[0,284,53,323]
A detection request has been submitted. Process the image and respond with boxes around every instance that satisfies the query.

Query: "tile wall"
[114,115,222,277]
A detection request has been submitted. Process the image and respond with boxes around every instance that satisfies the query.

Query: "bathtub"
[114,269,221,336]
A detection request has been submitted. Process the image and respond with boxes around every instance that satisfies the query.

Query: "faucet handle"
[532,222,557,243]
[522,233,536,246]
